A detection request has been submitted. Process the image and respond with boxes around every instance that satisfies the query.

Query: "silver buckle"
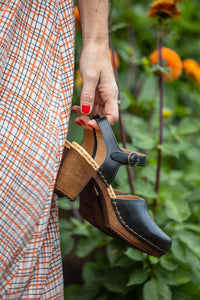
[128,152,139,166]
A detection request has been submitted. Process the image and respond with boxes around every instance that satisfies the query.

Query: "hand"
[72,44,119,129]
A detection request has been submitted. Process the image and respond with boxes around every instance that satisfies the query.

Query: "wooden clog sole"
[80,179,166,258]
[55,140,167,258]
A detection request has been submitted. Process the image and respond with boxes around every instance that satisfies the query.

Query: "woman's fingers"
[73,45,119,128]
[80,70,99,115]
[72,83,119,129]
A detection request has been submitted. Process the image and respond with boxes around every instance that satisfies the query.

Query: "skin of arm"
[72,0,119,129]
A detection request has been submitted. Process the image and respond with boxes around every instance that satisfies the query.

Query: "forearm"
[76,0,109,46]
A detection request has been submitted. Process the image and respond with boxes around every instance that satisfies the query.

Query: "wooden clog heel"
[55,141,95,201]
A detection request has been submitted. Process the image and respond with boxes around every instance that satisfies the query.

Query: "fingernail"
[82,105,90,114]
[71,107,76,112]
[75,121,81,126]
[88,124,94,128]
[80,120,85,125]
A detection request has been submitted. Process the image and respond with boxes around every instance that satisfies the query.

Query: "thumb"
[80,72,98,115]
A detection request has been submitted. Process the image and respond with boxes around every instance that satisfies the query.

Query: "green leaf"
[157,143,180,158]
[78,284,100,300]
[171,282,200,299]
[166,171,183,187]
[185,247,200,271]
[75,239,96,257]
[124,115,147,136]
[59,218,73,231]
[191,269,200,285]
[58,197,71,210]
[155,204,169,227]
[127,269,149,286]
[143,279,172,300]
[70,221,92,237]
[82,261,104,284]
[186,188,200,202]
[64,285,82,300]
[161,185,190,202]
[132,131,157,150]
[181,223,200,233]
[140,164,157,184]
[59,219,74,257]
[184,144,200,162]
[154,269,178,286]
[124,248,146,261]
[149,64,172,76]
[72,226,91,237]
[176,230,200,258]
[172,266,192,285]
[160,254,178,271]
[110,22,128,33]
[176,118,200,135]
[59,231,74,257]
[70,217,84,227]
[75,230,106,257]
[137,75,157,103]
[171,239,185,263]
[114,255,133,268]
[102,268,129,293]
[165,198,191,223]
[120,90,134,110]
[134,178,158,199]
[148,256,159,265]
[106,240,126,266]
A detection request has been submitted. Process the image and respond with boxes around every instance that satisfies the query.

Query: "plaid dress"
[0,0,75,298]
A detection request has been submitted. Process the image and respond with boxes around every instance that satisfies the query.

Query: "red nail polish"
[88,124,94,128]
[82,105,90,114]
[80,120,85,125]
[75,120,81,125]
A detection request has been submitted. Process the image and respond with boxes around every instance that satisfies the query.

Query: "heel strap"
[95,117,146,184]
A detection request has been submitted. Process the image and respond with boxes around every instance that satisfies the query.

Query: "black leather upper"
[111,197,172,253]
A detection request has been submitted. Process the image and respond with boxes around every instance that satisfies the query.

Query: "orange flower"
[149,47,183,82]
[148,0,180,19]
[75,69,82,88]
[75,6,81,30]
[183,59,200,84]
[183,59,199,75]
[194,69,200,84]
[109,49,120,69]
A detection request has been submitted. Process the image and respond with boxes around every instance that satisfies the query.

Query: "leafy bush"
[59,1,200,299]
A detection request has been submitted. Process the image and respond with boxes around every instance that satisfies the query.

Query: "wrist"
[82,35,109,48]
[81,41,110,58]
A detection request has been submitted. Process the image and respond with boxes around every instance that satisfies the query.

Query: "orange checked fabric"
[0,0,75,299]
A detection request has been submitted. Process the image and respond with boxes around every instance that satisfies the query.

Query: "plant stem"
[155,25,164,195]
[70,201,83,223]
[108,2,134,194]
[108,2,135,195]
[109,38,135,195]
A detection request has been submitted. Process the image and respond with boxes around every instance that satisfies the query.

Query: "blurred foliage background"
[58,1,200,299]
